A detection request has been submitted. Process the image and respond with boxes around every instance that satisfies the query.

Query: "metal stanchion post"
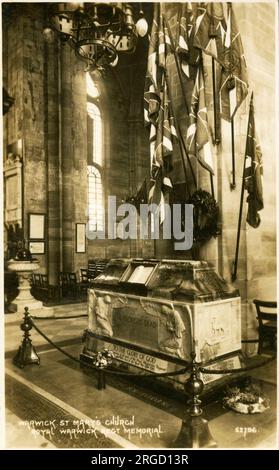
[13,306,40,368]
[174,352,217,448]
[97,370,106,390]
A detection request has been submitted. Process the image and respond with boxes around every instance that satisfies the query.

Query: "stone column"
[45,35,61,286]
[60,44,74,272]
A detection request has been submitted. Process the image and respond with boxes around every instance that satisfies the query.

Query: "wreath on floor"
[188,189,220,243]
[223,383,270,414]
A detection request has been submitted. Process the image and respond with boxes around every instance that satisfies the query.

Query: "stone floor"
[4,303,278,450]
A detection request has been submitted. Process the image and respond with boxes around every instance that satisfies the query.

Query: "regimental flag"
[244,93,263,228]
[144,3,176,221]
[144,2,169,94]
[220,4,248,121]
[147,80,177,221]
[186,65,214,175]
[176,2,200,79]
[193,2,227,63]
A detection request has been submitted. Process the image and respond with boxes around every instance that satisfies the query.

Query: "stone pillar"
[128,116,144,258]
[45,35,61,286]
[72,62,88,272]
[60,44,74,272]
[21,6,47,271]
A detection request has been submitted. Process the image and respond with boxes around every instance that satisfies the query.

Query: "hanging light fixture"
[135,4,148,38]
[47,2,148,70]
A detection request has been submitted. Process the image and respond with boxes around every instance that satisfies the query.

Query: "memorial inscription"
[112,307,158,348]
[111,344,169,373]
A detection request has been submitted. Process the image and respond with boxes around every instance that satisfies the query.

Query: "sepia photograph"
[1,0,277,453]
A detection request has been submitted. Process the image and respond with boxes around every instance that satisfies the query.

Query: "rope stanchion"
[13,307,40,368]
[174,352,217,448]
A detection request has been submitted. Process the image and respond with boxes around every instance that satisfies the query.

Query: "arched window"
[87,165,104,232]
[86,73,104,232]
[87,102,103,166]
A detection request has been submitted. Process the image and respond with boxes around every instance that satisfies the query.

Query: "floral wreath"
[188,189,220,243]
[223,384,270,414]
[93,349,114,369]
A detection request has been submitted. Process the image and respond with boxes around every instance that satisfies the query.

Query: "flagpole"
[227,2,236,190]
[212,57,220,145]
[231,152,246,281]
[231,97,252,282]
[176,120,197,190]
[200,54,215,198]
[163,14,197,190]
[231,114,236,189]
[164,15,189,116]
[165,73,197,192]
[210,173,215,199]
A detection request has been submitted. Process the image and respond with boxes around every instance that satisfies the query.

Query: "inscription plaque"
[201,355,241,384]
[111,344,169,373]
[112,307,159,348]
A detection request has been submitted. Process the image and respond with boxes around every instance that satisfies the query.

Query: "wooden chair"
[40,274,58,302]
[60,272,69,297]
[253,300,277,354]
[68,272,80,298]
[31,273,42,300]
[95,260,108,277]
[87,259,108,280]
[80,268,89,294]
[40,274,49,301]
[88,261,97,280]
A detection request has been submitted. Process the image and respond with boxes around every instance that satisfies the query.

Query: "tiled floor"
[4,305,278,450]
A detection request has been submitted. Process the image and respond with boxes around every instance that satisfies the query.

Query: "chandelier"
[47,2,148,70]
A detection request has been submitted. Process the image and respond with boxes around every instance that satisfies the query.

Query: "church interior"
[2,2,277,449]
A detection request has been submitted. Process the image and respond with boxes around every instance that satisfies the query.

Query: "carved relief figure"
[160,304,186,358]
[88,291,97,331]
[95,294,113,337]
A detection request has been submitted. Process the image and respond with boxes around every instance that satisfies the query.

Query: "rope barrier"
[200,354,276,375]
[30,318,191,378]
[31,314,87,320]
[30,318,276,379]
